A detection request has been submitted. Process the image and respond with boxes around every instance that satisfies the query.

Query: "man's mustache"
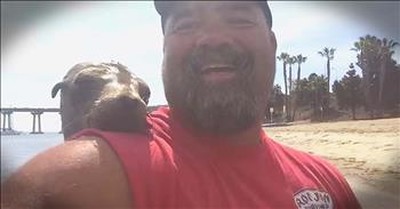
[188,45,252,74]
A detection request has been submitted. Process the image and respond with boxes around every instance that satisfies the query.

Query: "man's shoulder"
[6,136,112,181]
[265,135,349,190]
[266,136,337,173]
[265,136,361,209]
[2,136,132,208]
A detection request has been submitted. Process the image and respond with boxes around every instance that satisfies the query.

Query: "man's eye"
[227,18,255,27]
[173,20,197,33]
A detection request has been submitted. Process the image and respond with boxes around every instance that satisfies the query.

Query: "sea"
[1,133,64,182]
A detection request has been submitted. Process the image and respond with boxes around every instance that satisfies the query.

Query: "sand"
[264,118,399,209]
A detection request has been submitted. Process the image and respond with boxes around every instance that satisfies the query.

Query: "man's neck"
[170,108,264,145]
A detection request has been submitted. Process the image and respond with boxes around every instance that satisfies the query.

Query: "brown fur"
[52,62,151,140]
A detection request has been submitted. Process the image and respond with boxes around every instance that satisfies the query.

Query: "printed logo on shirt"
[293,188,334,209]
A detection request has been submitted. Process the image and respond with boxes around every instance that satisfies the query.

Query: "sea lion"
[51,62,151,140]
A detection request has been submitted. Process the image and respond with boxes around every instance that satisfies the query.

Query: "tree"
[277,52,290,120]
[292,73,328,121]
[351,35,399,117]
[295,54,307,82]
[292,78,311,108]
[377,38,399,112]
[291,54,307,121]
[332,63,364,120]
[285,56,297,121]
[352,35,381,117]
[309,73,329,120]
[318,47,335,108]
[266,84,285,122]
[287,56,296,93]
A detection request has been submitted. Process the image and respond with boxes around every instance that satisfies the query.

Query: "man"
[2,1,361,209]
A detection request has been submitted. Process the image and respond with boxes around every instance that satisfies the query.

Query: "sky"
[1,1,399,132]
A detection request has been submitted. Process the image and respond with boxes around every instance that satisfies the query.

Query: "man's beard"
[164,44,266,136]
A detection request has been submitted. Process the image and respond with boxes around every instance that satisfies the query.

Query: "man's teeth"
[201,65,235,73]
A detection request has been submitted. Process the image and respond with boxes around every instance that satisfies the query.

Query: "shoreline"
[0,130,22,136]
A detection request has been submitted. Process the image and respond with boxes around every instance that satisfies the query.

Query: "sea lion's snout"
[86,94,148,133]
[116,95,146,109]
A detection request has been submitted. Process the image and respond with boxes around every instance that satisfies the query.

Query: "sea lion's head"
[52,62,151,140]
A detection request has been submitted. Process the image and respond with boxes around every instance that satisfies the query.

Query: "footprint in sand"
[320,139,328,143]
[383,147,397,151]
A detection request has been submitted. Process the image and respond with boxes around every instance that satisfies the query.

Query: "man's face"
[162,1,277,135]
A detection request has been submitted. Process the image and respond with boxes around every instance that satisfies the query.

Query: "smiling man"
[2,1,361,209]
[161,1,275,138]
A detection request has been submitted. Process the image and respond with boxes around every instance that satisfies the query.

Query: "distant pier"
[1,108,60,134]
[0,105,165,135]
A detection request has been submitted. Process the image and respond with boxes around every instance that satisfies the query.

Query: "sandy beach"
[264,118,399,209]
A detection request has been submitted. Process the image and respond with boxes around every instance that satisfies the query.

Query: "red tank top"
[75,107,361,209]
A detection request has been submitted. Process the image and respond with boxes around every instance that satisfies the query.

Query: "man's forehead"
[155,1,273,30]
[157,1,260,15]
[173,1,258,10]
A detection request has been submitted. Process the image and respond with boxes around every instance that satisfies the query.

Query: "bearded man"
[2,1,361,209]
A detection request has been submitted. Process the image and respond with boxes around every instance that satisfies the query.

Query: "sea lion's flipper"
[51,82,64,98]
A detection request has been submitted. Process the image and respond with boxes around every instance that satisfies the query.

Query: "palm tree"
[318,47,335,93]
[318,47,335,109]
[291,54,307,121]
[351,35,377,117]
[287,56,296,93]
[295,54,307,82]
[277,52,290,119]
[286,56,297,121]
[378,38,398,110]
[308,73,328,121]
[352,35,399,117]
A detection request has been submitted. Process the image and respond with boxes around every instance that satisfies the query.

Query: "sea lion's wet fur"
[52,62,151,140]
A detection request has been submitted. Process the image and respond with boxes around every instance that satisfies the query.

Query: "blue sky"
[1,1,399,132]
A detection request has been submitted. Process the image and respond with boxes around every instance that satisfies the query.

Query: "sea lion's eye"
[74,74,105,87]
[72,75,106,102]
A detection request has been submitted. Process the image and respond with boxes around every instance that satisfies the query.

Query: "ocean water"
[1,133,64,182]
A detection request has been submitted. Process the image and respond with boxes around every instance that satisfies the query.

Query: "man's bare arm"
[1,136,132,209]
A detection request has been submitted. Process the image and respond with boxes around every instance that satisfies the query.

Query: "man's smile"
[199,64,237,82]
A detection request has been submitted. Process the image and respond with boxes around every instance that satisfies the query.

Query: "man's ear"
[163,40,166,53]
[162,18,171,53]
[270,31,277,52]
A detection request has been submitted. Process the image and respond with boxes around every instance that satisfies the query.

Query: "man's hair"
[154,1,273,33]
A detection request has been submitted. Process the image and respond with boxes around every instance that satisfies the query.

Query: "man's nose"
[195,26,234,48]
